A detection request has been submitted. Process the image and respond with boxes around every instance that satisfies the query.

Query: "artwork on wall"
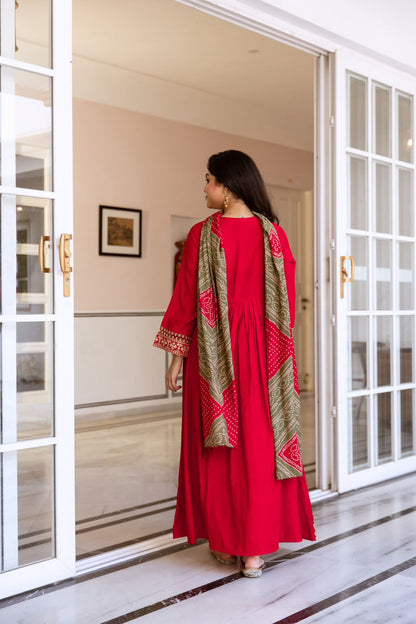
[99,205,142,257]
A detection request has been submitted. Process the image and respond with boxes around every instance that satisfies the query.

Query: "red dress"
[155,215,316,556]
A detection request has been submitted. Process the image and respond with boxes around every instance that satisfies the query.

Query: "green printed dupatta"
[197,211,302,480]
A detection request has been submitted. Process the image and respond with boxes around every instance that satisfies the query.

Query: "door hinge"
[331,315,336,326]
[330,239,335,250]
[331,406,337,418]
[329,115,335,127]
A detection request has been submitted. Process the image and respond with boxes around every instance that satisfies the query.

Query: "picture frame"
[99,205,142,257]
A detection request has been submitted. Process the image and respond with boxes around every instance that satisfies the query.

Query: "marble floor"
[3,471,416,623]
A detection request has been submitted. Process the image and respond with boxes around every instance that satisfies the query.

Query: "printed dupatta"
[197,211,302,480]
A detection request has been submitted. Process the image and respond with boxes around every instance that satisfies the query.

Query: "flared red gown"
[154,215,316,556]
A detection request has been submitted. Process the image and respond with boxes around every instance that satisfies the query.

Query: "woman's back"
[221,215,264,308]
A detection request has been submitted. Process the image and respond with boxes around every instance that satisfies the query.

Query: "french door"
[333,50,416,492]
[0,0,75,597]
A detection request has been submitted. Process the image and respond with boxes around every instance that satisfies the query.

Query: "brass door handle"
[39,235,51,273]
[59,233,72,296]
[340,255,355,298]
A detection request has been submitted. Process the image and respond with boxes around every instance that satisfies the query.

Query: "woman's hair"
[207,150,278,223]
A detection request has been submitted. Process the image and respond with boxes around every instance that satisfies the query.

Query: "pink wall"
[73,99,313,312]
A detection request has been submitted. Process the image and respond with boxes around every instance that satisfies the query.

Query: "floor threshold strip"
[76,505,177,536]
[18,504,177,552]
[76,528,173,560]
[75,496,177,526]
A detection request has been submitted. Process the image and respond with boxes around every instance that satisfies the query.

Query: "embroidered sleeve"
[153,223,202,357]
[153,327,191,357]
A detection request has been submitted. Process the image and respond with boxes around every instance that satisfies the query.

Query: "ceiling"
[17,0,315,152]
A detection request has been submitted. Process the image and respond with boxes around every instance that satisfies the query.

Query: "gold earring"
[224,194,229,209]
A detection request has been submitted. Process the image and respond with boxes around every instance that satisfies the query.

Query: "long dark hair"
[207,150,278,224]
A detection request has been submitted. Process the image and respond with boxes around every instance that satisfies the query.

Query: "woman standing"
[154,150,315,577]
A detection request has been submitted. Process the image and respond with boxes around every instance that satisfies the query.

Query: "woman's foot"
[241,556,265,578]
[210,549,238,565]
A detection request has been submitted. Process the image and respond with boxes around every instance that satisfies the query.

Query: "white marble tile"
[300,571,416,623]
[307,511,416,573]
[130,553,377,624]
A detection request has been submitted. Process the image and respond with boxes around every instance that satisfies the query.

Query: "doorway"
[72,0,318,563]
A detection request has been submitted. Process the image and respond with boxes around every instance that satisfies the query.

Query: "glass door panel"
[398,167,413,235]
[375,239,392,310]
[375,316,392,387]
[0,67,52,191]
[400,389,414,457]
[348,73,367,150]
[376,392,393,464]
[374,83,391,157]
[347,236,368,310]
[374,162,391,233]
[348,155,368,230]
[399,242,414,309]
[349,395,369,472]
[399,316,413,383]
[335,51,416,491]
[397,92,413,163]
[15,0,51,68]
[348,316,368,391]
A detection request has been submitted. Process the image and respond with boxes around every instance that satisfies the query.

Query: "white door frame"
[0,0,75,598]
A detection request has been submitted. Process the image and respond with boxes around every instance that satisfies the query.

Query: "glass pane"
[348,156,367,230]
[397,92,413,164]
[398,167,414,237]
[1,446,55,571]
[375,162,391,234]
[15,0,51,68]
[0,68,52,190]
[348,317,368,391]
[400,389,414,457]
[376,239,392,310]
[16,322,54,441]
[14,196,53,315]
[349,395,369,472]
[348,74,367,151]
[348,236,368,310]
[375,316,392,387]
[377,393,392,463]
[374,83,391,157]
[399,242,414,310]
[399,316,413,384]
[17,446,55,567]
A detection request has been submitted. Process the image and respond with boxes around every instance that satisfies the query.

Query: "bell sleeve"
[153,222,202,357]
[275,224,297,329]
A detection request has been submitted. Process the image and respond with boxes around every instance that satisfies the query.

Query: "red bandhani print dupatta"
[198,211,302,480]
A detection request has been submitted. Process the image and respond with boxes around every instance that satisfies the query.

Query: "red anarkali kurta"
[154,215,316,555]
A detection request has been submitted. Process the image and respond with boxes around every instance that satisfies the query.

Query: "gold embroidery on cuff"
[153,327,191,357]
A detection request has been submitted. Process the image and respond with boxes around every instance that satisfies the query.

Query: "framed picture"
[99,205,142,257]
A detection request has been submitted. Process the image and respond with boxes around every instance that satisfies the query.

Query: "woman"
[154,150,315,578]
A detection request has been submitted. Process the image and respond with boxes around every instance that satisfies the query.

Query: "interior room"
[15,0,316,563]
